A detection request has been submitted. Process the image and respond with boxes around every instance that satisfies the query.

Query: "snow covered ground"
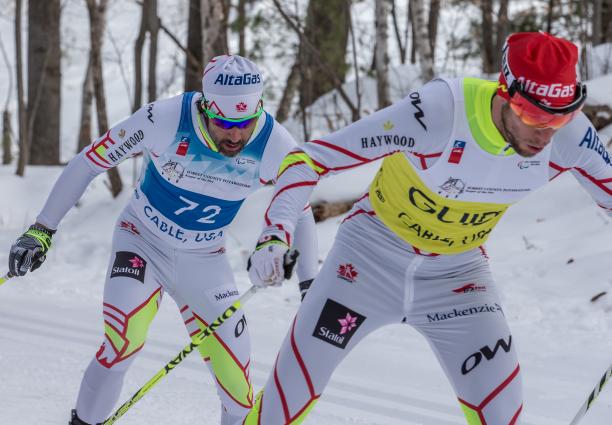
[1,2,611,423]
[0,160,611,425]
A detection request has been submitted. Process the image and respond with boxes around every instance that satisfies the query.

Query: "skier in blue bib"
[7,55,319,425]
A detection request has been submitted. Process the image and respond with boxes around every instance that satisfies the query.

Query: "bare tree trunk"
[546,0,555,34]
[494,0,509,70]
[410,0,434,81]
[236,0,247,56]
[1,30,13,164]
[28,0,61,165]
[299,0,350,108]
[375,0,391,109]
[146,0,159,102]
[481,0,496,73]
[593,0,603,45]
[15,0,28,176]
[273,0,358,121]
[409,0,417,64]
[133,4,147,112]
[391,0,407,64]
[428,0,440,60]
[87,0,123,197]
[184,0,203,92]
[77,57,94,152]
[2,111,11,164]
[349,3,361,114]
[133,0,159,108]
[603,0,612,43]
[578,0,589,80]
[201,0,229,65]
[276,61,300,123]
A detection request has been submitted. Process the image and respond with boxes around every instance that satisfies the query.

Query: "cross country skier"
[244,32,612,424]
[6,55,318,425]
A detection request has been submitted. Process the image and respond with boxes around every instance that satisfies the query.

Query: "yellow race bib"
[369,153,510,254]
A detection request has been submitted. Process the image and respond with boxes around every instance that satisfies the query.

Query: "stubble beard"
[217,139,246,157]
[500,104,537,158]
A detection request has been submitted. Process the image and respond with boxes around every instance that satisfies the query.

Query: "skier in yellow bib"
[244,32,612,424]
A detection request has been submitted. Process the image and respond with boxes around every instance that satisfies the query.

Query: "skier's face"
[500,102,558,157]
[207,117,257,157]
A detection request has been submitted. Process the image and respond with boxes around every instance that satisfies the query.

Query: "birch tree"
[201,0,229,65]
[410,0,434,81]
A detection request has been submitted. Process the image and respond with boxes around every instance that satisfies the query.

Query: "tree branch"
[158,19,202,70]
[271,0,360,121]
[133,0,201,71]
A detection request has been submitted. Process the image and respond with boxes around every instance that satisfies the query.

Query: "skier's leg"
[172,248,254,424]
[408,249,523,425]
[243,216,407,425]
[73,219,165,424]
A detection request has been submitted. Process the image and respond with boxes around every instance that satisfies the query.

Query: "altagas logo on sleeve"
[214,73,261,86]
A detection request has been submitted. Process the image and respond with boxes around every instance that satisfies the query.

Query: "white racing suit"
[241,78,612,424]
[35,92,318,424]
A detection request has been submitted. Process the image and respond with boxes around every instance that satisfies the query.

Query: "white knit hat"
[201,55,264,119]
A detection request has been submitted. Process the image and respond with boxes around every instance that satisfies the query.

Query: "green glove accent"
[24,227,53,252]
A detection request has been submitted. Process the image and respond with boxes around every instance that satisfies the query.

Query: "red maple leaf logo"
[337,264,358,282]
[451,283,486,294]
[129,256,144,268]
[120,220,140,235]
[236,102,248,112]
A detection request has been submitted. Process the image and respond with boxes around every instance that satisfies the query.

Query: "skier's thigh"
[250,241,402,425]
[173,251,252,412]
[295,237,404,388]
[415,296,522,424]
[97,244,163,369]
[173,251,250,364]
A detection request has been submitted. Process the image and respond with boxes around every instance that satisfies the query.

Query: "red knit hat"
[498,32,579,108]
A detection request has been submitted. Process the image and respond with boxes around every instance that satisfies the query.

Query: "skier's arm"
[261,79,447,242]
[251,121,319,289]
[550,113,612,217]
[36,104,156,230]
[7,103,157,277]
[248,80,451,286]
[293,205,318,281]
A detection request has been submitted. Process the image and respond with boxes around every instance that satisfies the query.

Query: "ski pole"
[569,362,612,425]
[102,285,259,425]
[0,272,14,286]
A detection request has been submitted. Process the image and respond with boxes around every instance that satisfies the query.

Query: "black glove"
[9,224,55,276]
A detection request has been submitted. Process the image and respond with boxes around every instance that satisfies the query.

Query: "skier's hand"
[8,224,54,277]
[248,230,299,288]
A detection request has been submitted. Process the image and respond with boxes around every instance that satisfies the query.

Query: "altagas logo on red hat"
[499,32,579,107]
